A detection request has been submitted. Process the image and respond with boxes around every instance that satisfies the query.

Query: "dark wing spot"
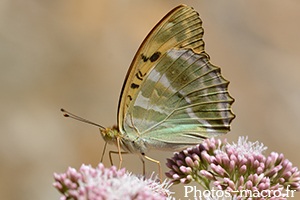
[130,83,139,89]
[150,52,161,62]
[135,70,143,81]
[141,54,149,62]
[127,95,132,101]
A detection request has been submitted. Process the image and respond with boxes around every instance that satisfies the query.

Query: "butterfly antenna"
[61,108,106,130]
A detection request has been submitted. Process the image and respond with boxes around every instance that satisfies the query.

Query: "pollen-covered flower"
[166,136,300,199]
[53,163,172,200]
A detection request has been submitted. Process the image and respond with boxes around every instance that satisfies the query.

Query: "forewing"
[118,5,205,127]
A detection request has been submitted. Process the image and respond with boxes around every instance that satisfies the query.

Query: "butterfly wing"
[118,5,235,151]
[118,5,204,125]
[130,48,235,151]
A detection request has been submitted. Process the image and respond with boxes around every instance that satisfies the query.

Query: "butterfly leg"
[140,157,145,177]
[100,142,108,163]
[108,151,129,167]
[107,137,129,169]
[143,155,162,183]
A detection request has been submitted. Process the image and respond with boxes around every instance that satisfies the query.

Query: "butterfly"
[62,4,235,181]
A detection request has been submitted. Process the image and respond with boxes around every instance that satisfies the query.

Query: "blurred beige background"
[1,0,300,199]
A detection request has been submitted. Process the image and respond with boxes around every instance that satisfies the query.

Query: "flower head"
[53,163,172,200]
[166,136,300,199]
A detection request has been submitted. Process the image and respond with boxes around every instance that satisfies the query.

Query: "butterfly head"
[99,125,119,145]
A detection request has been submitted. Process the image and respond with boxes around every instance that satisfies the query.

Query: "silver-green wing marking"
[123,48,235,151]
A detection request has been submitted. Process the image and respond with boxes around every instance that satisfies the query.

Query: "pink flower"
[166,136,300,199]
[53,163,172,200]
